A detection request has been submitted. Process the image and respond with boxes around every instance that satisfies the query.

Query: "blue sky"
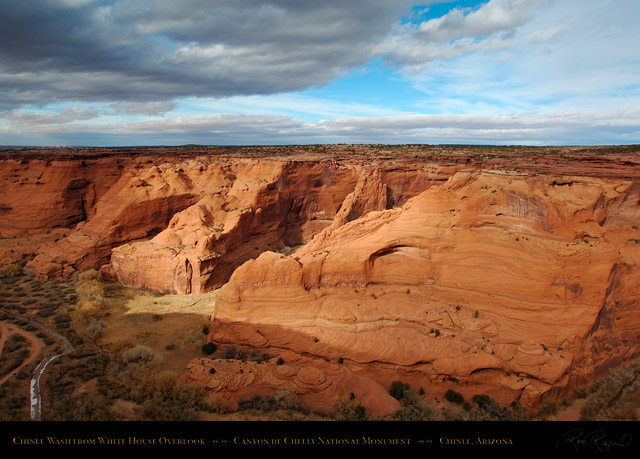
[1,0,639,146]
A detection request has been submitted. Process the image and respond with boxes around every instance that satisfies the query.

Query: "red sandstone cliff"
[206,170,640,413]
[2,146,639,416]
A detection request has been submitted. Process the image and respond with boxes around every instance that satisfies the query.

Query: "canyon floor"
[1,144,640,421]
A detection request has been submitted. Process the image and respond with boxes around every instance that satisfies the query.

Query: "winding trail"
[8,314,74,421]
[0,322,42,387]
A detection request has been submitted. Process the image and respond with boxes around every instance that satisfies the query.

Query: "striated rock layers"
[207,171,640,414]
[106,161,439,293]
[3,146,640,417]
[0,154,438,283]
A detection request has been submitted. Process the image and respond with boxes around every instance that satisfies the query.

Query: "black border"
[2,420,640,457]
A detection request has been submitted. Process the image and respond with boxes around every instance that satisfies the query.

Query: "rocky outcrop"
[0,157,125,236]
[104,161,436,293]
[209,171,640,413]
[181,352,401,416]
[106,159,359,292]
[2,152,439,285]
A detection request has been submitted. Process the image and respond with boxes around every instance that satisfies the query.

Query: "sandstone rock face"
[107,159,359,292]
[181,352,401,416]
[0,157,124,236]
[211,171,640,413]
[3,146,639,416]
[105,161,435,293]
[3,153,436,284]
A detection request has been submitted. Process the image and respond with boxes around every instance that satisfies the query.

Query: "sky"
[0,0,639,146]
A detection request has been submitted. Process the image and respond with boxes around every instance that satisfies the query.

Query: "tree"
[202,343,217,355]
[389,381,408,400]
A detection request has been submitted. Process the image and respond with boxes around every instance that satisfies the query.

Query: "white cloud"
[416,0,545,41]
[0,0,418,108]
[110,101,177,115]
[8,107,102,126]
[387,0,549,69]
[394,0,640,119]
[1,0,638,146]
[4,110,638,146]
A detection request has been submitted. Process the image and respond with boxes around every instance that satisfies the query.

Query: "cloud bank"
[0,0,414,109]
[1,0,638,145]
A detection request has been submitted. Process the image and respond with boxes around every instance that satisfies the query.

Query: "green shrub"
[472,394,493,409]
[201,342,217,355]
[445,389,464,404]
[389,381,408,400]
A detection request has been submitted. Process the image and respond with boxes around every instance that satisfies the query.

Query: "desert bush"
[131,374,207,421]
[578,361,640,421]
[16,367,31,380]
[78,298,106,318]
[76,280,105,301]
[274,388,307,412]
[0,264,23,278]
[53,313,72,324]
[122,345,162,369]
[388,401,438,421]
[209,395,231,414]
[0,381,30,420]
[5,334,27,352]
[472,394,493,409]
[76,268,101,282]
[538,400,560,418]
[201,342,217,355]
[387,385,438,421]
[334,393,367,421]
[223,345,244,360]
[461,394,528,421]
[445,389,465,404]
[389,381,409,400]
[572,385,589,399]
[83,319,107,340]
[0,349,30,375]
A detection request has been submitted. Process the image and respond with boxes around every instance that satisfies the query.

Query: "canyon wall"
[2,146,639,416]
[206,170,640,414]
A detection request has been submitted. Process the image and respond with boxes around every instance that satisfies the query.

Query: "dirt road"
[5,314,74,421]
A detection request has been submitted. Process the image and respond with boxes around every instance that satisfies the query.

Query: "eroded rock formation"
[2,145,639,417]
[208,170,640,414]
